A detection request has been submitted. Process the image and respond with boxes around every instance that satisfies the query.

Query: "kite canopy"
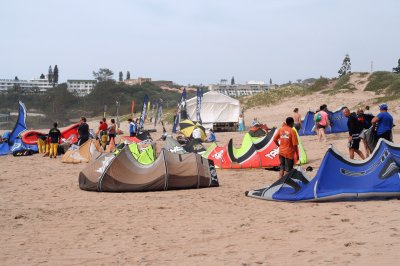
[0,101,28,156]
[62,140,102,164]
[246,139,400,202]
[179,119,206,140]
[203,127,307,169]
[299,107,348,136]
[79,147,219,192]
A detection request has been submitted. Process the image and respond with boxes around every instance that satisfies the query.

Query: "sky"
[1,0,399,85]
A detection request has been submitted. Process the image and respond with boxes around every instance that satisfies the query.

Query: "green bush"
[365,71,400,96]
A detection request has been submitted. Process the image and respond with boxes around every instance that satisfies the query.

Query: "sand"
[1,81,400,265]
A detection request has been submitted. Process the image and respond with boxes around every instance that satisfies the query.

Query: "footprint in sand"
[344,241,366,247]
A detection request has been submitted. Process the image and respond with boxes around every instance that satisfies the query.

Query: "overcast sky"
[1,0,399,85]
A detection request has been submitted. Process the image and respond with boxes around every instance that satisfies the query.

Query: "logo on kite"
[213,150,224,160]
[265,148,279,159]
[169,146,184,153]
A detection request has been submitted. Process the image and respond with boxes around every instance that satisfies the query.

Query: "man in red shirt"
[273,117,299,178]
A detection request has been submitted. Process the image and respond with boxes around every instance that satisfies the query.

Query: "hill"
[241,72,400,127]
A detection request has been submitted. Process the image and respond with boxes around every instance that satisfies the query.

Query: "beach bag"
[315,113,322,123]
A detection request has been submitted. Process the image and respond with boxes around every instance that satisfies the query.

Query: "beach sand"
[1,84,400,265]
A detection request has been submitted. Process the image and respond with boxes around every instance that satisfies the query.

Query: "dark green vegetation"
[0,81,194,129]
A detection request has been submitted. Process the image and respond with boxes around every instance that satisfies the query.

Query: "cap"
[379,103,388,110]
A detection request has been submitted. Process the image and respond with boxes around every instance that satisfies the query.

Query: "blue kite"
[246,139,400,201]
[299,107,348,136]
[0,101,31,156]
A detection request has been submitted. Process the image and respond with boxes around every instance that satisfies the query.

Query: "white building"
[0,78,54,93]
[208,81,269,97]
[67,80,97,96]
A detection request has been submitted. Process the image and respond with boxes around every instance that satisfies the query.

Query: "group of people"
[95,117,117,150]
[273,103,394,179]
[128,118,139,137]
[343,103,393,160]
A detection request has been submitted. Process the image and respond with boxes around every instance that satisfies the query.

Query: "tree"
[14,76,19,81]
[231,76,235,85]
[40,73,45,79]
[296,79,302,83]
[119,71,123,82]
[48,65,53,83]
[126,71,131,80]
[53,65,59,85]
[393,58,400,73]
[338,54,351,77]
[93,68,114,82]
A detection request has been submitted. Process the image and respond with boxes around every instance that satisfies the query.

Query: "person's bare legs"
[355,150,365,160]
[319,128,326,142]
[349,148,355,159]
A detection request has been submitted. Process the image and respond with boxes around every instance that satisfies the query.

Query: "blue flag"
[138,95,149,130]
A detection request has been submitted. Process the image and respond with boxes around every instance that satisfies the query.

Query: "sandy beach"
[1,84,400,265]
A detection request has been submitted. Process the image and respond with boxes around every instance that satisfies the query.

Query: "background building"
[208,80,269,97]
[123,77,152,86]
[0,78,54,93]
[67,80,97,96]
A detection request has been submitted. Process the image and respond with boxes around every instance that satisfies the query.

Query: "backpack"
[315,113,322,123]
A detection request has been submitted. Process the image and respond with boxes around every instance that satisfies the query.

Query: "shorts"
[348,138,361,150]
[316,124,326,129]
[294,123,301,131]
[279,155,294,172]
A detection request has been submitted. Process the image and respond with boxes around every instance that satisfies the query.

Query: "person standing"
[273,117,299,179]
[47,122,62,158]
[343,108,365,160]
[372,103,394,142]
[292,108,302,131]
[238,114,245,132]
[108,118,116,144]
[207,129,216,142]
[315,105,330,142]
[97,118,108,150]
[77,116,89,146]
[128,118,136,137]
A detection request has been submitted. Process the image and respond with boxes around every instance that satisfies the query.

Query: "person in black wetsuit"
[343,107,365,160]
[48,122,62,158]
[77,116,89,146]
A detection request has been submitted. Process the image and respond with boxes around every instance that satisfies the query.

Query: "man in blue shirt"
[372,103,393,142]
[128,118,136,137]
[207,129,216,142]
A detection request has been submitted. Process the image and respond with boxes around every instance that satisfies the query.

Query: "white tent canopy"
[186,91,240,129]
